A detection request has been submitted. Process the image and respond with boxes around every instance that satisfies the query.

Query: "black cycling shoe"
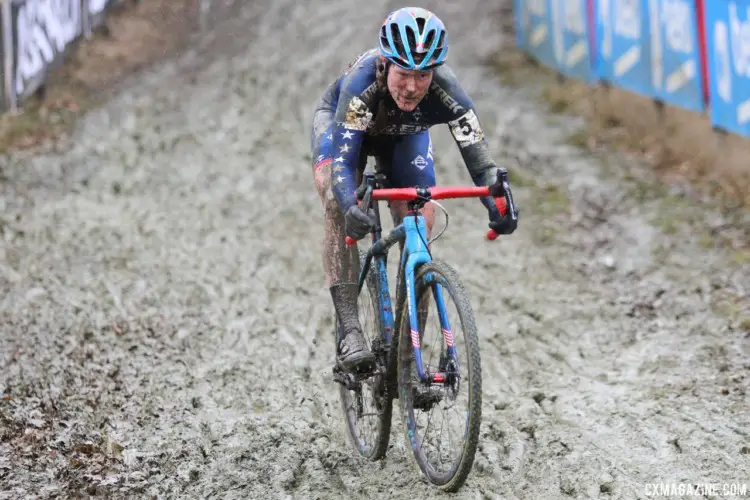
[337,329,376,373]
[330,282,376,374]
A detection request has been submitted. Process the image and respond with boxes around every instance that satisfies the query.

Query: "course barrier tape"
[515,0,750,138]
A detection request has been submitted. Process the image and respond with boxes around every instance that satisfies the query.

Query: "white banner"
[14,0,82,96]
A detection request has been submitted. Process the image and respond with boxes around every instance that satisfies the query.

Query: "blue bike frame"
[357,204,458,384]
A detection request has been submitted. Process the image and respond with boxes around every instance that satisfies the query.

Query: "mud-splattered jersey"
[314,48,500,213]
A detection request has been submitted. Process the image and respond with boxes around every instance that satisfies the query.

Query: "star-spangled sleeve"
[329,62,378,214]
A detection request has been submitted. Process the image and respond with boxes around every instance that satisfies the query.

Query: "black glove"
[489,206,518,235]
[488,168,519,235]
[344,205,375,240]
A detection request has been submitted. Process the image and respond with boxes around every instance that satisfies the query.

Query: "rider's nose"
[405,77,416,93]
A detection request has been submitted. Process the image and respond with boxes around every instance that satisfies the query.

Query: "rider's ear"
[377,57,387,74]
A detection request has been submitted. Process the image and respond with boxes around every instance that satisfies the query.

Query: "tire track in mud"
[1,0,748,498]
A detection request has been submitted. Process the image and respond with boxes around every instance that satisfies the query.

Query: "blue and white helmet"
[378,7,448,71]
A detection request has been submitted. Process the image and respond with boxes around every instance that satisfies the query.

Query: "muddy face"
[386,65,433,111]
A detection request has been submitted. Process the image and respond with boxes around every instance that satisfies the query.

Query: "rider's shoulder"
[430,64,462,89]
[343,48,380,74]
[340,48,379,87]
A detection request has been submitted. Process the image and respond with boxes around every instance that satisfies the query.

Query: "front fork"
[402,216,459,385]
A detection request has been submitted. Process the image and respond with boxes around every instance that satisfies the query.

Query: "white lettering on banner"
[552,0,564,63]
[600,0,613,58]
[562,0,588,67]
[15,0,82,95]
[649,0,663,89]
[565,0,586,35]
[566,41,588,67]
[738,97,750,124]
[614,45,642,76]
[665,59,696,92]
[528,0,548,48]
[528,0,546,17]
[530,24,548,47]
[714,20,733,102]
[662,0,693,54]
[610,0,643,77]
[729,3,750,77]
[89,0,109,15]
[614,0,641,39]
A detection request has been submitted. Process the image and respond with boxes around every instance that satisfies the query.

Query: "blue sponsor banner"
[550,0,597,82]
[704,0,750,136]
[595,0,653,97]
[595,0,705,112]
[650,0,706,112]
[514,0,558,70]
[514,0,526,50]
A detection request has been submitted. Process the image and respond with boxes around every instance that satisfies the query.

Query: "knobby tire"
[338,251,393,460]
[396,259,482,492]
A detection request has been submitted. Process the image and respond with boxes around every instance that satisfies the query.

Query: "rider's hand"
[488,168,519,235]
[489,207,518,235]
[344,205,375,240]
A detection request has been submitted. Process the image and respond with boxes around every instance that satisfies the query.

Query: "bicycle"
[332,168,515,492]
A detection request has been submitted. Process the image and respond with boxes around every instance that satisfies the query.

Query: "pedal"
[332,368,349,386]
[332,364,362,391]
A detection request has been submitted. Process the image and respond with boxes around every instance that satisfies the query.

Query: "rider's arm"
[329,68,378,214]
[431,66,504,216]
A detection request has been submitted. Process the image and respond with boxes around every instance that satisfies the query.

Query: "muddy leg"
[314,164,375,371]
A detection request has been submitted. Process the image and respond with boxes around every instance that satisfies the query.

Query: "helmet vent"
[416,17,426,33]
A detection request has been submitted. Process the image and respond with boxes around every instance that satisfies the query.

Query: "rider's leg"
[311,112,374,370]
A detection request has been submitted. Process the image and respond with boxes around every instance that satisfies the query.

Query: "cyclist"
[310,6,519,373]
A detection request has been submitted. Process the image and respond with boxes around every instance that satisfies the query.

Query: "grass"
[566,128,590,149]
[508,167,536,188]
[535,183,570,216]
[0,79,105,153]
[542,87,572,114]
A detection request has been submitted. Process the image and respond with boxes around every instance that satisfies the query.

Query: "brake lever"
[345,186,373,247]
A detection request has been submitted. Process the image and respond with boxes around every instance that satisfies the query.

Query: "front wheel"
[396,259,482,492]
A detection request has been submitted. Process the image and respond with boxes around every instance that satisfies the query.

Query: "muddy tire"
[337,251,393,460]
[396,259,482,492]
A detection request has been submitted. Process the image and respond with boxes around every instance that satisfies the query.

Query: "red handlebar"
[344,186,507,246]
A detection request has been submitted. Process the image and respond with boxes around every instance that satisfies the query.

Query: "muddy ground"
[1,0,748,498]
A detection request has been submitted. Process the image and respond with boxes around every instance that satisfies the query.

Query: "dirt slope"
[1,0,748,498]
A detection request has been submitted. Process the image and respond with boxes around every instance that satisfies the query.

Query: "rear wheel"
[336,252,393,460]
[396,259,482,491]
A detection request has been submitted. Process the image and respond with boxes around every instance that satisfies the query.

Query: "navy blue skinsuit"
[311,48,501,217]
